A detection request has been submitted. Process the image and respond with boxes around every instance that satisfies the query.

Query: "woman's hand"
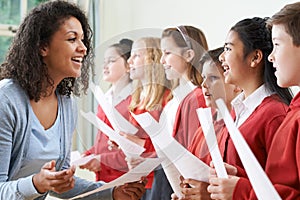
[33,160,76,194]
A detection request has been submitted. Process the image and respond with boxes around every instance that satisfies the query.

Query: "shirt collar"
[231,84,273,117]
[172,81,197,102]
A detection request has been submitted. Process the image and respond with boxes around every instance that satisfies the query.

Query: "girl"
[126,37,172,200]
[80,39,133,182]
[160,25,208,148]
[207,17,293,200]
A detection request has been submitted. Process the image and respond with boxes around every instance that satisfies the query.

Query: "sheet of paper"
[71,154,97,167]
[131,112,210,183]
[196,108,228,178]
[90,82,138,135]
[80,110,145,158]
[216,99,281,200]
[70,158,163,199]
[154,144,183,198]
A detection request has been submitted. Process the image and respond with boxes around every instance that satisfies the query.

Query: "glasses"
[176,25,192,49]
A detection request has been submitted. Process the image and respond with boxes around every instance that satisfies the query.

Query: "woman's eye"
[68,38,76,42]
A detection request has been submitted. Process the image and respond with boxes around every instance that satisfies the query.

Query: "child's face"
[268,24,300,87]
[219,31,251,88]
[160,36,189,80]
[201,61,238,108]
[128,41,146,81]
[201,61,226,108]
[102,47,128,84]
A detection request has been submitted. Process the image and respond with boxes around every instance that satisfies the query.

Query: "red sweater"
[188,117,225,164]
[129,89,171,189]
[172,87,206,148]
[235,93,300,200]
[84,96,131,182]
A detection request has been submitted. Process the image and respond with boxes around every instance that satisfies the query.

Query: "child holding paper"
[209,3,300,200]
[160,25,208,148]
[206,17,293,200]
[171,48,241,199]
[80,39,133,182]
[125,37,172,200]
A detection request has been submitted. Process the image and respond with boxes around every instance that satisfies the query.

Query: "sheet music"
[196,107,228,178]
[90,82,138,135]
[131,112,210,183]
[80,110,145,158]
[70,158,163,199]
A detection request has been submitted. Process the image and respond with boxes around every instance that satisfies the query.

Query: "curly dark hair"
[0,0,94,101]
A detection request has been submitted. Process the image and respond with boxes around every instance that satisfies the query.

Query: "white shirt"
[105,82,132,106]
[159,81,197,135]
[231,84,273,128]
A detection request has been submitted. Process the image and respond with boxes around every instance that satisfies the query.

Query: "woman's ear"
[250,50,263,67]
[184,49,195,63]
[39,45,49,57]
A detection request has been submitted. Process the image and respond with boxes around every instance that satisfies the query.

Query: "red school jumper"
[84,96,131,182]
[235,92,300,200]
[172,87,206,148]
[129,89,171,189]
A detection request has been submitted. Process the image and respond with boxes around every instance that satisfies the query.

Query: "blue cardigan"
[0,79,112,200]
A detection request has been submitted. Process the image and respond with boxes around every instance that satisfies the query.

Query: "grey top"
[0,79,113,200]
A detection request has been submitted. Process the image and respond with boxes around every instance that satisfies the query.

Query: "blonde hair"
[129,37,171,112]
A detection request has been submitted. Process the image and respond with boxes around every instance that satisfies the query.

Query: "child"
[207,17,293,200]
[160,25,208,148]
[80,39,133,182]
[126,37,172,200]
[171,47,241,200]
[210,3,300,200]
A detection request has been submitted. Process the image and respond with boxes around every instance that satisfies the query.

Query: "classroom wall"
[99,0,298,49]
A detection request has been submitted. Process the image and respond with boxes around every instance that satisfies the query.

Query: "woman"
[0,1,145,199]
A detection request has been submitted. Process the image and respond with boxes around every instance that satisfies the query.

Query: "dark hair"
[110,38,133,61]
[199,47,224,72]
[231,17,292,105]
[161,25,208,86]
[0,1,93,101]
[267,2,300,47]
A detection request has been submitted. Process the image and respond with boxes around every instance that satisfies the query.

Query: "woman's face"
[160,36,189,80]
[127,41,146,81]
[218,30,250,87]
[41,16,87,83]
[102,47,128,84]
